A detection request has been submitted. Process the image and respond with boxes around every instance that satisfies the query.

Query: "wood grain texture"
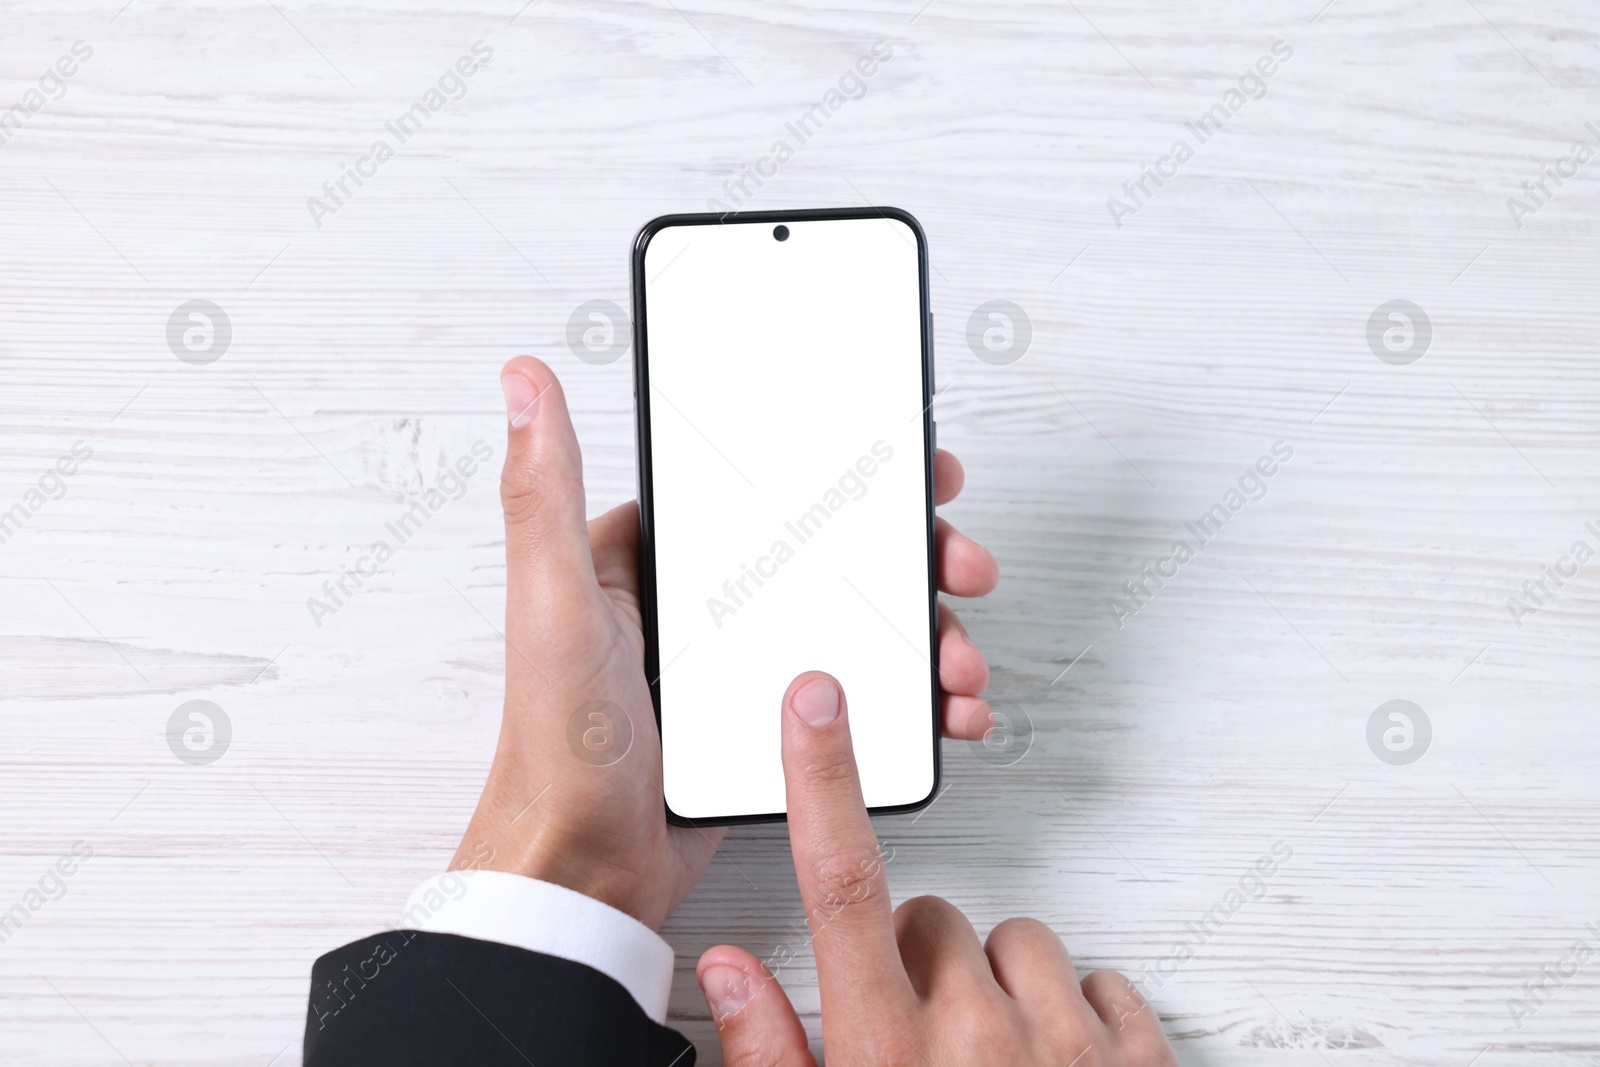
[2,0,1597,1063]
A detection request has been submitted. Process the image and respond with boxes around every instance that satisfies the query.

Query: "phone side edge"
[632,218,671,821]
[864,206,942,821]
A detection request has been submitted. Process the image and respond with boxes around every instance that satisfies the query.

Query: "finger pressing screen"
[779,672,914,1016]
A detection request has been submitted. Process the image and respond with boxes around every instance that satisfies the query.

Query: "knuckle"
[1084,969,1161,1039]
[894,894,957,925]
[988,915,1068,962]
[807,846,887,921]
[499,464,542,527]
[499,463,581,548]
[1082,968,1131,998]
[992,915,1055,943]
[893,895,961,953]
[800,747,860,788]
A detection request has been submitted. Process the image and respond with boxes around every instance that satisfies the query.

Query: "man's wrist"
[452,799,660,930]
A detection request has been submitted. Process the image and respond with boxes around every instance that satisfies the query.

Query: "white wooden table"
[2,1,1596,1063]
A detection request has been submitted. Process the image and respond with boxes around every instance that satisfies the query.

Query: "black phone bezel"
[630,206,941,828]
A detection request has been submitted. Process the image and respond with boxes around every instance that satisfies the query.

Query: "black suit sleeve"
[303,930,696,1066]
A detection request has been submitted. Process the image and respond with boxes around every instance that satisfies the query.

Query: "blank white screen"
[642,215,935,821]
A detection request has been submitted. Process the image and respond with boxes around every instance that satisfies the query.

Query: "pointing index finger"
[780,672,915,1018]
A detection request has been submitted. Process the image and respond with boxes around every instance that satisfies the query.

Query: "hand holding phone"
[696,672,1179,1067]
[450,355,997,930]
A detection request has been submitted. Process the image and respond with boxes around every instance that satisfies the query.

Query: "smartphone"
[632,207,939,825]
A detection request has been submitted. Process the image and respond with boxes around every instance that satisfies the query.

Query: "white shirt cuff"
[399,870,675,1023]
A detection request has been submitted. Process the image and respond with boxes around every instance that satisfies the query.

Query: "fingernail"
[501,372,540,429]
[699,964,749,1022]
[792,677,839,728]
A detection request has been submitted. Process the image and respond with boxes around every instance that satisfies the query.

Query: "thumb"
[697,946,815,1067]
[498,356,598,622]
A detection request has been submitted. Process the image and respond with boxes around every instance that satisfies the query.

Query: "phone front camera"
[773,225,789,242]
